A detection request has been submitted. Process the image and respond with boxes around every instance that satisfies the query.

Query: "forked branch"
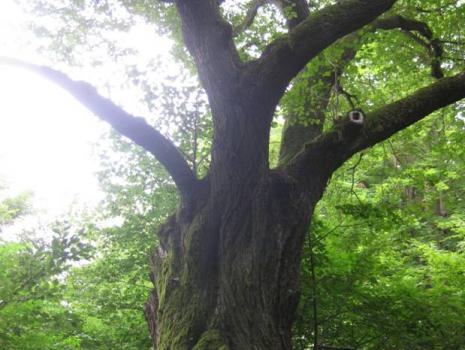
[0,57,198,198]
[254,0,396,96]
[286,71,465,186]
[279,13,445,164]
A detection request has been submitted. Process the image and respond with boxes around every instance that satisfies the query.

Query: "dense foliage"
[296,110,465,349]
[1,0,465,349]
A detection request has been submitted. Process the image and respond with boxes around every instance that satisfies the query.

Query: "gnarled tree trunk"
[141,0,465,348]
[5,0,465,349]
[145,168,325,349]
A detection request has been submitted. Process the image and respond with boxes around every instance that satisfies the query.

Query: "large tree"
[2,0,465,349]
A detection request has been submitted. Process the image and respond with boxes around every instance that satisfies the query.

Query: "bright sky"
[0,66,104,216]
[0,2,106,221]
[0,0,182,242]
[0,0,171,229]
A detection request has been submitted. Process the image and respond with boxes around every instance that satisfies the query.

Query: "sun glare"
[0,65,104,217]
[0,0,176,226]
[0,1,106,218]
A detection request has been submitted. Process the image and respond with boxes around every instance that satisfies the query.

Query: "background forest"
[1,0,465,349]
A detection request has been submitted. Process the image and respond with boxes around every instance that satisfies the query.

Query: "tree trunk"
[5,1,465,347]
[145,167,324,349]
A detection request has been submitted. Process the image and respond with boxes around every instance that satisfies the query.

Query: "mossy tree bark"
[141,2,465,349]
[4,0,465,349]
[142,69,465,349]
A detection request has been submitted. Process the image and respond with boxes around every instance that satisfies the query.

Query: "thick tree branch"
[175,0,243,99]
[279,14,444,165]
[375,15,433,37]
[349,72,465,154]
[286,72,465,186]
[252,0,396,98]
[0,57,198,197]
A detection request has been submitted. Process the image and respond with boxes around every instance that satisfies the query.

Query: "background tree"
[0,214,93,349]
[2,0,465,349]
[294,110,465,349]
[0,185,31,229]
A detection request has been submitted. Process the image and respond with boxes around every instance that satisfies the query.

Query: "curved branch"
[349,72,465,154]
[252,0,396,98]
[374,15,444,78]
[278,14,444,165]
[286,72,465,187]
[0,57,198,198]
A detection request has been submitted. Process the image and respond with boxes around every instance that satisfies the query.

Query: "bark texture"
[146,170,322,349]
[142,1,465,345]
[142,2,401,347]
[4,0,465,349]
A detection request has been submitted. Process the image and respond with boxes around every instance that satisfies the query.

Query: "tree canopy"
[1,0,465,349]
